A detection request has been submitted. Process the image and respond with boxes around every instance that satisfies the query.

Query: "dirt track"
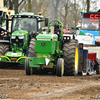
[0,66,100,100]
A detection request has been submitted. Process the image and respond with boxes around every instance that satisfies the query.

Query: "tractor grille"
[11,36,25,47]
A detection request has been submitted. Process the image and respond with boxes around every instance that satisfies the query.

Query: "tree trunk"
[54,7,58,19]
[87,0,90,12]
[4,0,8,7]
[14,0,19,14]
[74,0,77,27]
[28,0,31,12]
[9,0,13,10]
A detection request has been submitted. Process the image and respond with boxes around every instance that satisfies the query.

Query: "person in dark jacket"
[0,31,5,39]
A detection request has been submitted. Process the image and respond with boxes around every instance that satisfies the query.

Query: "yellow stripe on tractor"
[16,57,26,62]
[0,56,26,63]
[1,56,11,62]
[24,31,28,35]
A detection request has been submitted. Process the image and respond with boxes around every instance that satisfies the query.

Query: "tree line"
[4,0,98,27]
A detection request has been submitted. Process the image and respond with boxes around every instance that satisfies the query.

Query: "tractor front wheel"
[56,58,64,77]
[25,57,32,75]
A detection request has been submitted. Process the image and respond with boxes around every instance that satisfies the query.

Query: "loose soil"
[0,66,100,100]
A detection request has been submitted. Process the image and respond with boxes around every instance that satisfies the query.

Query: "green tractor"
[0,12,48,66]
[25,19,79,76]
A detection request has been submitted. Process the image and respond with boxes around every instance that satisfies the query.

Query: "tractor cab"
[0,10,6,27]
[80,18,99,36]
[11,13,43,40]
[11,16,37,33]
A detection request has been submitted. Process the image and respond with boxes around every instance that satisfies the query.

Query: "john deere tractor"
[0,12,48,66]
[25,19,79,76]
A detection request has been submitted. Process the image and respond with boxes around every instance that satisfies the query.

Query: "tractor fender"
[0,40,10,44]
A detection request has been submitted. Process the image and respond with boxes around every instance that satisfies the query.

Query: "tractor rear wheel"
[0,43,9,67]
[63,39,79,76]
[28,38,36,57]
[25,57,32,75]
[56,58,64,77]
[95,64,100,74]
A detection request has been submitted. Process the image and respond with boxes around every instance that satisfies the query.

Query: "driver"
[0,31,5,39]
[88,22,96,29]
[24,21,28,27]
[23,21,31,32]
[54,24,61,41]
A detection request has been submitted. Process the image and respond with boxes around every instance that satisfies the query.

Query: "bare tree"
[81,0,98,12]
[47,0,61,20]
[31,0,48,17]
[4,0,8,7]
[4,0,99,28]
[59,0,73,27]
[70,0,81,27]
[4,0,25,14]
[52,0,60,19]
[87,0,90,12]
[28,0,31,12]
[90,0,98,11]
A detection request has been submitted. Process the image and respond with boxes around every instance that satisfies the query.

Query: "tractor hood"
[36,34,57,40]
[35,34,58,54]
[12,30,28,36]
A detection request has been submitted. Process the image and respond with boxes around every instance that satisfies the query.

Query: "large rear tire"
[63,39,79,76]
[95,64,100,74]
[25,57,32,75]
[56,58,64,77]
[0,43,9,67]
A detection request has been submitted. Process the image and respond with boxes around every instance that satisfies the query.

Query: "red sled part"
[88,52,97,65]
[63,29,68,34]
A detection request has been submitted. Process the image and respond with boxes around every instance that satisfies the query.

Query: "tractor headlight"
[18,36,24,39]
[11,36,16,39]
